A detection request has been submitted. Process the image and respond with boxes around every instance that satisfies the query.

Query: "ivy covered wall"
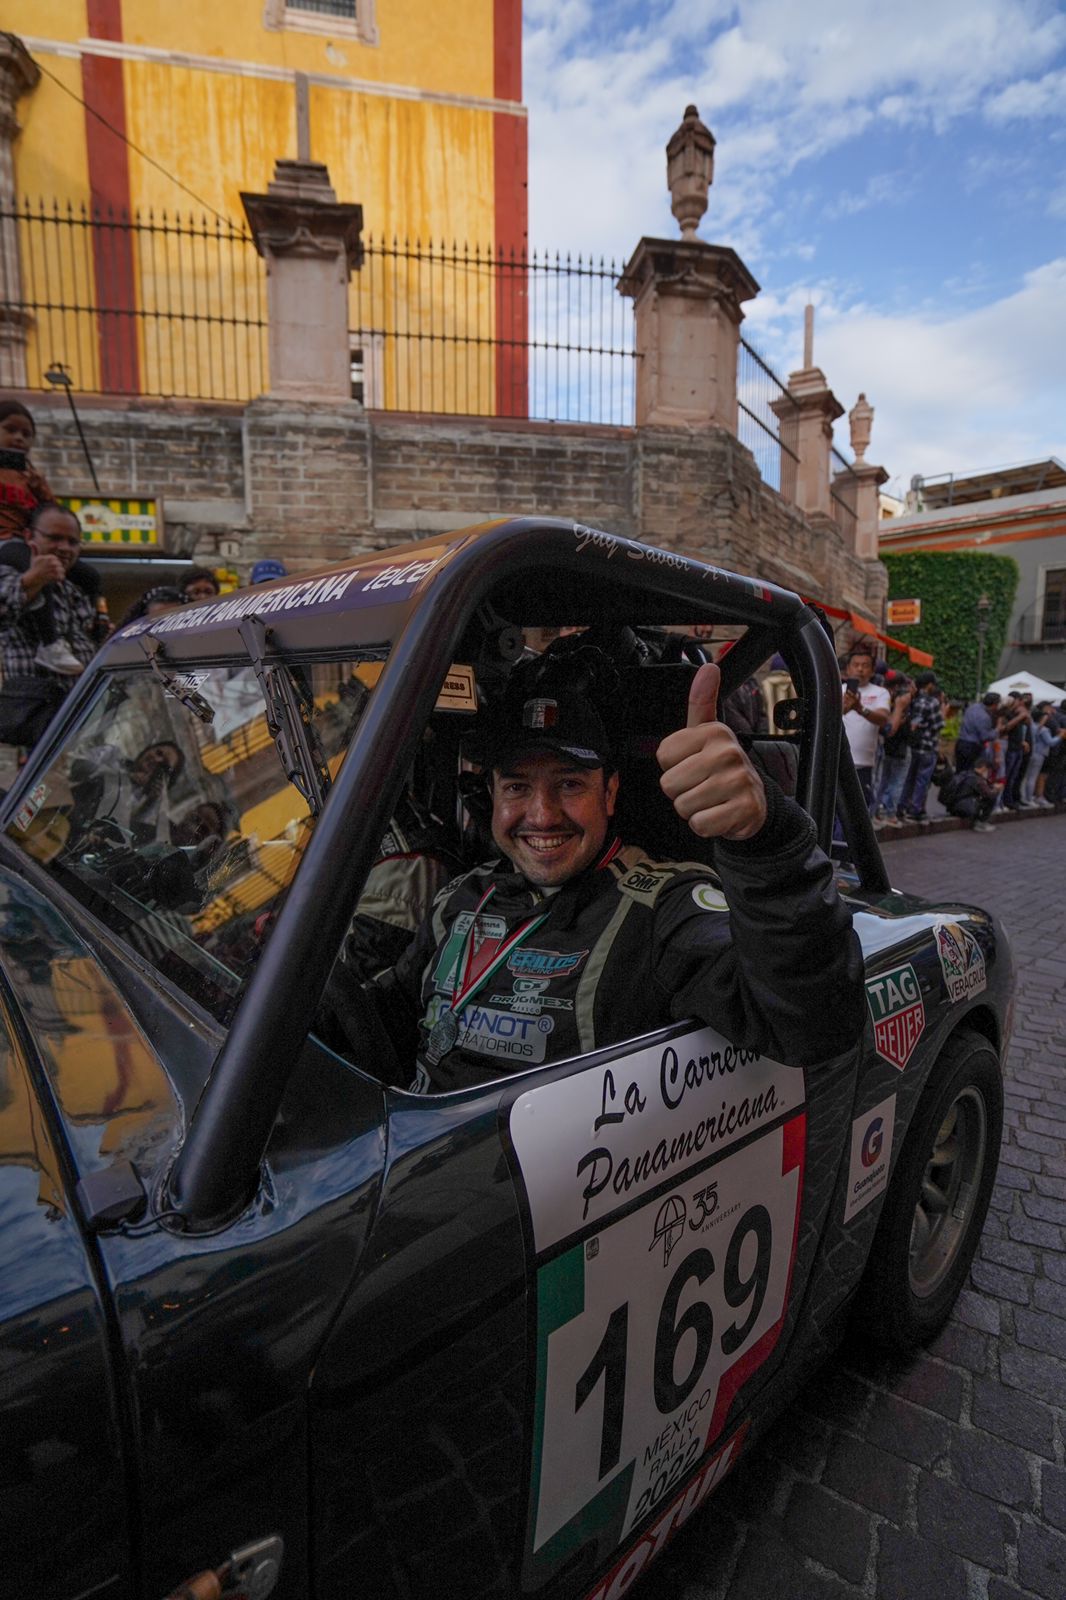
[882,551,1019,703]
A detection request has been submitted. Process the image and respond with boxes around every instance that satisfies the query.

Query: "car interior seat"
[610,665,800,868]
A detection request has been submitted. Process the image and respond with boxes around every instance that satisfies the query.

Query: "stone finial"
[803,304,815,369]
[666,105,716,240]
[849,392,874,463]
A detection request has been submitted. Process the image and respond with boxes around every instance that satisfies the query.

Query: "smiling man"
[369,666,864,1094]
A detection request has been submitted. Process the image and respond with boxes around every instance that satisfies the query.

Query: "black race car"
[0,519,1010,1600]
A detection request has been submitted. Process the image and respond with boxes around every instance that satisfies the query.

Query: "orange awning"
[803,598,935,668]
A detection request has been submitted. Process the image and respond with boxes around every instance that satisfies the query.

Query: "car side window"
[4,658,379,1025]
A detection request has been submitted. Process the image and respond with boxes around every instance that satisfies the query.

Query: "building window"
[1042,568,1066,641]
[350,335,384,408]
[263,0,378,44]
[290,0,356,16]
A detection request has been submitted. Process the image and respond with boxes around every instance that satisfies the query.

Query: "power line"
[35,56,232,224]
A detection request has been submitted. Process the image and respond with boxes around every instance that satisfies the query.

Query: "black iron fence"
[349,238,637,424]
[1,197,267,401]
[7,199,846,514]
[830,445,859,539]
[737,334,798,499]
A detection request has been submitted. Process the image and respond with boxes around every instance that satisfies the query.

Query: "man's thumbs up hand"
[656,663,768,841]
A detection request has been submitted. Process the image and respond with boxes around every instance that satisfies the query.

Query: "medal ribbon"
[444,885,550,1021]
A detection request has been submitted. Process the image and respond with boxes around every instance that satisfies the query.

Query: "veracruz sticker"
[935,919,988,1004]
[844,1096,895,1223]
[508,1027,806,1589]
[865,963,924,1071]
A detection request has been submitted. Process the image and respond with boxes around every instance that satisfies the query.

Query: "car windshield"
[3,655,381,1025]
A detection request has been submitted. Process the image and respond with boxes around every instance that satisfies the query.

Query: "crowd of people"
[0,397,229,752]
[841,641,1066,835]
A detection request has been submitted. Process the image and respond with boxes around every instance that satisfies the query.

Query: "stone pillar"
[620,240,759,428]
[620,107,757,430]
[241,159,363,402]
[771,366,844,519]
[0,35,40,388]
[839,392,888,560]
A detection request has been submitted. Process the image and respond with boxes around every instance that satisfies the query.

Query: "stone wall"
[26,393,886,616]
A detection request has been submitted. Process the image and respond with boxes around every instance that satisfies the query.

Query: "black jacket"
[374,784,865,1093]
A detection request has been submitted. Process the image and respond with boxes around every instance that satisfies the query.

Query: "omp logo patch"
[618,868,672,903]
[865,962,925,1071]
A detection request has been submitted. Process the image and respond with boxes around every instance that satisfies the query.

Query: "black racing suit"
[372,782,865,1093]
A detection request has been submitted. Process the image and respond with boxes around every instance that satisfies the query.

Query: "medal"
[419,884,551,1073]
[426,1010,460,1063]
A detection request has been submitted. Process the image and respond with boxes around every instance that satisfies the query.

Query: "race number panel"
[508,1027,806,1585]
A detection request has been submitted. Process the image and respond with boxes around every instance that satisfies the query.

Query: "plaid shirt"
[0,567,97,682]
[908,689,944,754]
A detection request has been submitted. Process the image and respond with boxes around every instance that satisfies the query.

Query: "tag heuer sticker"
[692,882,728,913]
[844,1096,895,1223]
[865,962,925,1071]
[935,919,988,1004]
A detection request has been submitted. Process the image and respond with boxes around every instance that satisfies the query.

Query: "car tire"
[853,1029,1003,1353]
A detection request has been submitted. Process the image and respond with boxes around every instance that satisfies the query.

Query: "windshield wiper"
[139,634,215,724]
[237,615,332,817]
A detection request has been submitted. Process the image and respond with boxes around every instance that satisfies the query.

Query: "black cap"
[915,671,938,689]
[473,692,613,770]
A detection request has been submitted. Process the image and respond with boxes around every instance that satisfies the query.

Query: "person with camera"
[897,671,945,824]
[871,675,914,826]
[0,502,99,749]
[841,645,890,808]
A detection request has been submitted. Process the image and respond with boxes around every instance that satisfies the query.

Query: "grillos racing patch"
[844,1095,895,1223]
[865,963,925,1070]
[935,919,987,1003]
[508,946,589,979]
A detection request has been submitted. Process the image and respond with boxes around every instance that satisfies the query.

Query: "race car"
[0,518,1009,1600]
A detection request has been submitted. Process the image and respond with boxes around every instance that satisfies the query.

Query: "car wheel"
[853,1029,1003,1352]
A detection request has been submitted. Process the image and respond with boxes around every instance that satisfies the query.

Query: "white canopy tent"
[986,669,1066,702]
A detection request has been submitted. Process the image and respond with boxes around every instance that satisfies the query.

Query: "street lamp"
[43,362,100,492]
[975,592,991,701]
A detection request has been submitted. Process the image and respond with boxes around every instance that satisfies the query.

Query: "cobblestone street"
[641,816,1066,1600]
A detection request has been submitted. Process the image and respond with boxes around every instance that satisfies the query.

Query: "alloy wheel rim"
[908,1086,988,1298]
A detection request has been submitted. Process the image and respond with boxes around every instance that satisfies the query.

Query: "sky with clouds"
[524,0,1066,494]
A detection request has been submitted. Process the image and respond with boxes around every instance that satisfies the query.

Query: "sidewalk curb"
[875,802,1066,844]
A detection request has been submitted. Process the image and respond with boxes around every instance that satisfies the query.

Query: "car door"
[308,1010,858,1600]
[0,982,132,1600]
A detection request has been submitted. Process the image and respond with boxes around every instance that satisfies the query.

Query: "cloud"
[823,171,915,220]
[523,0,1066,470]
[985,65,1066,119]
[526,0,1066,257]
[747,261,1066,483]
